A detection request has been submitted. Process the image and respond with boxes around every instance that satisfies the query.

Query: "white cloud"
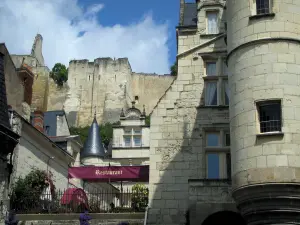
[0,0,170,74]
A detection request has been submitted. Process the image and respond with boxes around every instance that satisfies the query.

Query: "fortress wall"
[64,58,132,127]
[47,79,68,111]
[131,73,175,115]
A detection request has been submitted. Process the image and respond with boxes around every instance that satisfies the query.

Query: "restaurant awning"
[60,188,89,209]
[68,165,149,182]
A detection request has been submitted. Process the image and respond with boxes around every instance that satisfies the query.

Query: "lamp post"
[46,156,55,176]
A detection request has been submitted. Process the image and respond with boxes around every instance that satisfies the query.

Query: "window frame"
[204,59,229,106]
[250,0,272,16]
[204,129,231,180]
[206,11,219,35]
[123,127,142,147]
[256,100,282,134]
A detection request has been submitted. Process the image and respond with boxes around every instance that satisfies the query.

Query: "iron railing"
[10,188,148,214]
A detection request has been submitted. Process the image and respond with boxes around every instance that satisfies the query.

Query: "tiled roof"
[0,52,11,129]
[80,115,106,160]
[183,3,197,27]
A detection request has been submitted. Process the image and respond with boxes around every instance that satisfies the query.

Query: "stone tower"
[227,0,300,224]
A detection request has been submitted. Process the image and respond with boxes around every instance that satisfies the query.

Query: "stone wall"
[47,79,68,111]
[12,119,73,191]
[0,45,25,115]
[147,1,233,224]
[131,73,175,115]
[47,58,175,128]
[11,55,50,112]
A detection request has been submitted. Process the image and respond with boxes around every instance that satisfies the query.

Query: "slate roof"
[183,3,197,27]
[80,115,106,160]
[30,110,67,136]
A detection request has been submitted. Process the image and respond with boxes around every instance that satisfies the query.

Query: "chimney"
[32,110,44,133]
[179,0,185,26]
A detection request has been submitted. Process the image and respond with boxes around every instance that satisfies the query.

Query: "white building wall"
[13,122,73,191]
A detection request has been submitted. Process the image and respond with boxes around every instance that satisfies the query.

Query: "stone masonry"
[227,0,300,224]
[147,1,239,225]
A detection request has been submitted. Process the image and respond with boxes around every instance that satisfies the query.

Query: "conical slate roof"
[80,115,105,160]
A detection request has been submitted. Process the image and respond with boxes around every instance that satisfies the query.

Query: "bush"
[11,169,55,212]
[131,184,148,212]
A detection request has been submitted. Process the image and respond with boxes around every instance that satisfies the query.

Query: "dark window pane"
[206,133,219,147]
[226,153,231,179]
[256,0,270,14]
[207,153,220,179]
[259,102,281,133]
[225,133,230,146]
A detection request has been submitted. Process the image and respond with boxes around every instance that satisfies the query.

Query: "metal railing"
[10,188,148,214]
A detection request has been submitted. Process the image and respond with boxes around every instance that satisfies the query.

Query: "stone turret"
[227,0,300,224]
[31,34,45,66]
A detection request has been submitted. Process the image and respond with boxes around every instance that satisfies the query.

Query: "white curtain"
[206,62,217,76]
[205,82,217,105]
[207,13,218,34]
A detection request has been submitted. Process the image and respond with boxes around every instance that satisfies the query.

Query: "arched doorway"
[202,211,246,225]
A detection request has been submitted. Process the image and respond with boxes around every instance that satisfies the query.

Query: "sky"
[0,0,194,74]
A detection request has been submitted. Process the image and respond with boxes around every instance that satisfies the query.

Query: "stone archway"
[202,211,246,225]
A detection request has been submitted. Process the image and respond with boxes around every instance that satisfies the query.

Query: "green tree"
[131,184,149,211]
[50,63,68,86]
[69,121,120,148]
[170,61,177,76]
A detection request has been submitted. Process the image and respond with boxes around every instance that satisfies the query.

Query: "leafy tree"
[50,63,68,86]
[69,121,120,148]
[170,61,177,76]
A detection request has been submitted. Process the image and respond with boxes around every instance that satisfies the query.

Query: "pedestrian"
[5,210,19,225]
[79,209,91,225]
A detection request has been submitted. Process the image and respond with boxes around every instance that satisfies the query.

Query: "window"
[124,136,131,147]
[257,101,282,133]
[205,130,231,179]
[256,0,270,15]
[206,11,218,34]
[123,128,142,147]
[206,62,217,76]
[204,60,229,106]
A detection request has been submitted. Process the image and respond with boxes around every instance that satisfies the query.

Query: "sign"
[68,165,149,182]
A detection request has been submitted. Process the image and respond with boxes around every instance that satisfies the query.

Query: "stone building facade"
[227,0,300,224]
[148,0,300,225]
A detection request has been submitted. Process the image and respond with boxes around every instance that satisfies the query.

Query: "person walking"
[79,209,91,225]
[5,210,19,225]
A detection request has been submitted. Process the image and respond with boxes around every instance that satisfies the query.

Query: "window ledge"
[204,147,230,152]
[200,33,223,38]
[197,105,229,109]
[188,179,231,185]
[256,131,284,138]
[249,13,275,21]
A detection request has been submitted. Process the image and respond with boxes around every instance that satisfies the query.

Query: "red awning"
[60,188,89,209]
[68,165,149,182]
